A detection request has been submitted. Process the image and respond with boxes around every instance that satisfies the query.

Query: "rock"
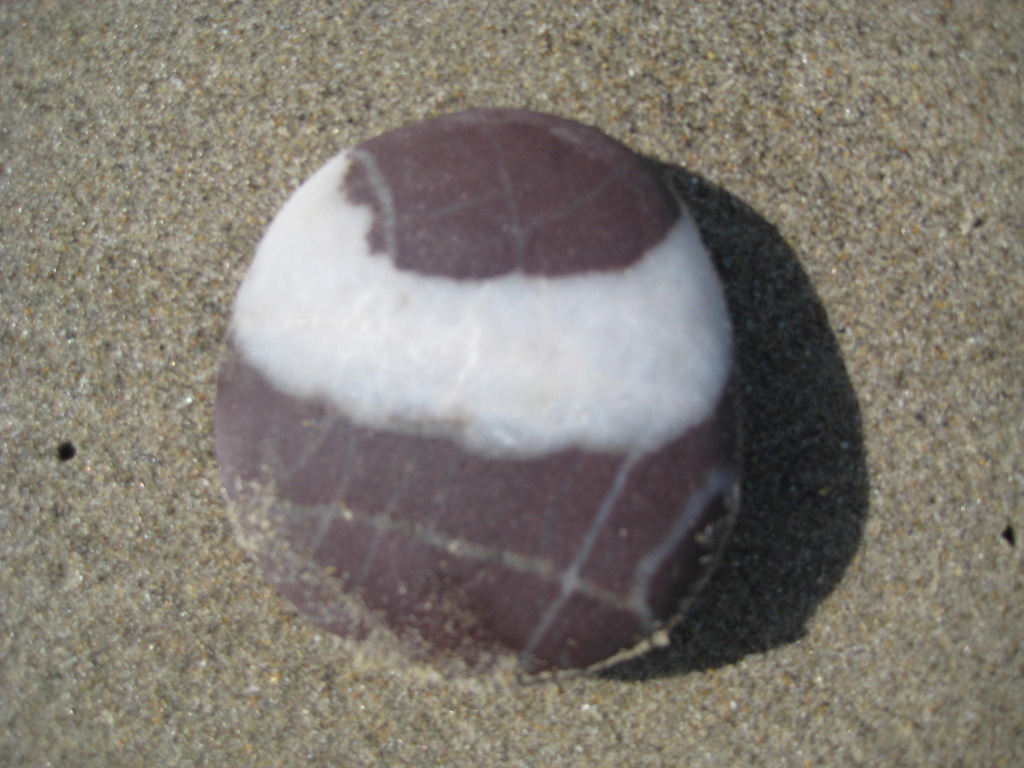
[214,108,739,673]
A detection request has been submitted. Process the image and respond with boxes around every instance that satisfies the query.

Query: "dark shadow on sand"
[601,163,869,681]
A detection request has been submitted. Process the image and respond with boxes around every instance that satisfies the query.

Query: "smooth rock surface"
[214,109,738,672]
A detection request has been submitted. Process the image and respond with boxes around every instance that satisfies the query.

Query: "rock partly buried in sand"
[214,108,739,674]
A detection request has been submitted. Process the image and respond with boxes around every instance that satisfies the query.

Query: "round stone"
[214,108,739,673]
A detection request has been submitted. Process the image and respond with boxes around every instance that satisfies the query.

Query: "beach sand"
[1,1,1021,765]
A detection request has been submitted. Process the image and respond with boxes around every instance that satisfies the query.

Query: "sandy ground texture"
[2,1,1022,766]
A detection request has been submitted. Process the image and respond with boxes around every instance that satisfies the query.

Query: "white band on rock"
[232,152,731,458]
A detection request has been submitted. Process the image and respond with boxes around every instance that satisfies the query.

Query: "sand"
[1,1,1021,765]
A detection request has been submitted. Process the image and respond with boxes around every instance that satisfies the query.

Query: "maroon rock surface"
[343,109,681,278]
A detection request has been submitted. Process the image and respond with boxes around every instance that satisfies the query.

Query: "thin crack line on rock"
[526,161,631,233]
[485,127,526,270]
[628,466,735,628]
[332,426,360,504]
[518,452,640,664]
[278,498,636,613]
[279,411,337,487]
[356,453,418,585]
[421,188,502,221]
[351,148,398,256]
